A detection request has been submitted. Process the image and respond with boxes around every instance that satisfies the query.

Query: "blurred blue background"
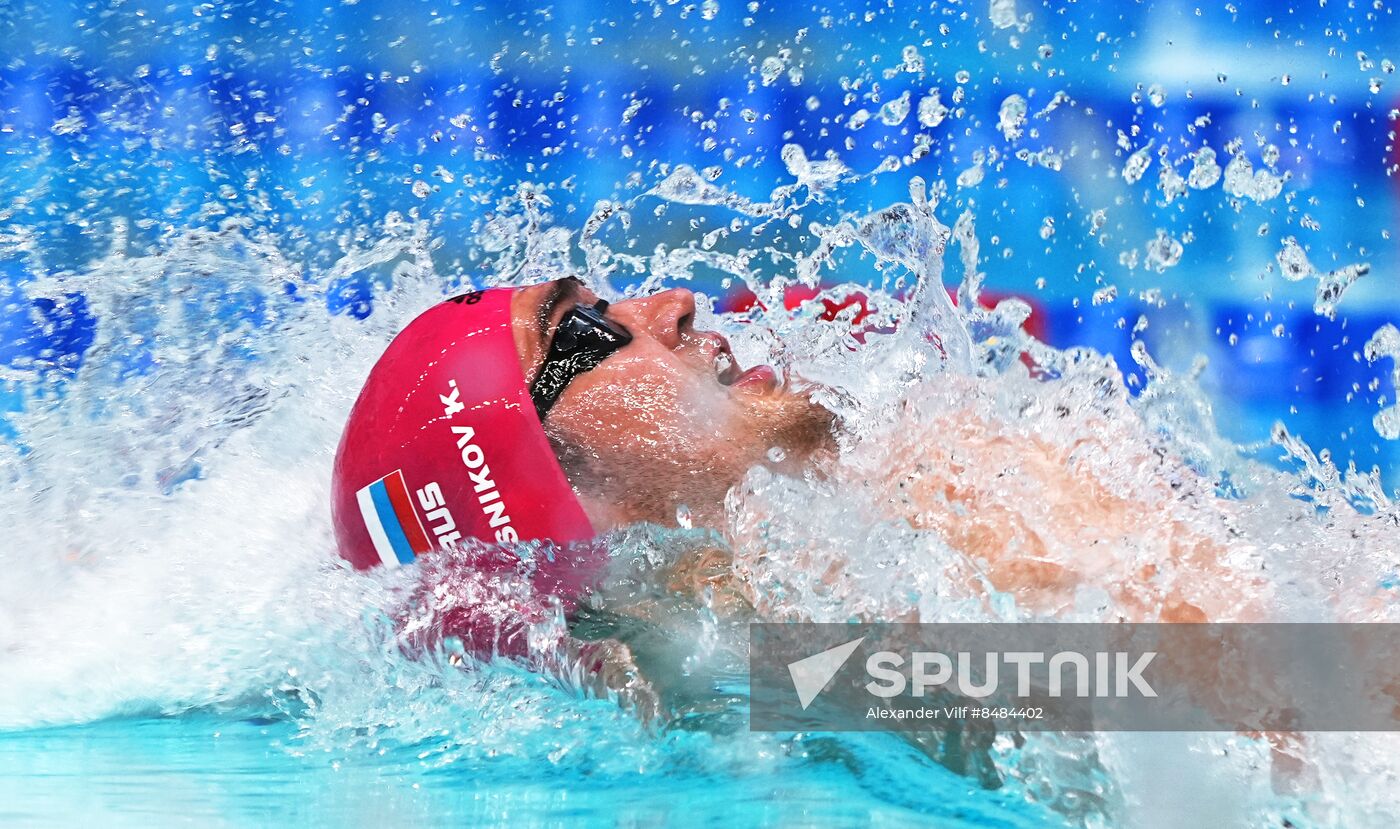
[2,0,1399,482]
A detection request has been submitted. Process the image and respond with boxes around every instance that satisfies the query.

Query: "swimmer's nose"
[610,288,695,349]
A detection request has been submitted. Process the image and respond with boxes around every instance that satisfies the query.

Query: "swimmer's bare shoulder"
[862,377,1271,623]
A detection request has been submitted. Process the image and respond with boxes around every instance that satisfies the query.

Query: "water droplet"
[956,160,985,188]
[1144,230,1183,272]
[50,108,86,135]
[989,0,1020,29]
[997,93,1027,140]
[1188,146,1221,189]
[1223,151,1285,202]
[1365,324,1400,439]
[879,91,911,126]
[1092,284,1118,305]
[901,45,924,74]
[1121,144,1154,184]
[917,90,949,127]
[760,55,785,86]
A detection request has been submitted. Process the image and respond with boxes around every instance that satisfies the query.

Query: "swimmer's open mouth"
[714,348,740,385]
[703,332,779,392]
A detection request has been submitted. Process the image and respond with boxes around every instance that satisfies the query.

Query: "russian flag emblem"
[355,469,433,568]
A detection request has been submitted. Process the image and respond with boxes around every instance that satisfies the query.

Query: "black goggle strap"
[529,301,631,421]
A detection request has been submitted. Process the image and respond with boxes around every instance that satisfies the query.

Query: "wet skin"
[508,277,834,531]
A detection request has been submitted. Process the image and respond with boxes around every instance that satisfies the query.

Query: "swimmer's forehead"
[511,277,602,381]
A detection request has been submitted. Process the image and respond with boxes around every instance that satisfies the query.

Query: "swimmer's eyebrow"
[535,276,583,347]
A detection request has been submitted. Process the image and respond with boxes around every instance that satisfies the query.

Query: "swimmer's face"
[511,278,834,529]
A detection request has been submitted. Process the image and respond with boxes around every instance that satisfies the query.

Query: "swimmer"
[332,276,1313,785]
[335,276,1258,627]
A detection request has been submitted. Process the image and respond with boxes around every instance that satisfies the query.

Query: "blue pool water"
[0,716,1062,827]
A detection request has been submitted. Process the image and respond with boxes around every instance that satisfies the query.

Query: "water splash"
[880,91,912,127]
[989,0,1026,31]
[1365,324,1400,440]
[1275,236,1370,320]
[918,90,950,127]
[1121,144,1154,185]
[1187,146,1222,190]
[998,94,1028,141]
[1223,147,1287,203]
[1143,230,1183,272]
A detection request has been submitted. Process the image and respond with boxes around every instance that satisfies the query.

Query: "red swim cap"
[331,288,596,582]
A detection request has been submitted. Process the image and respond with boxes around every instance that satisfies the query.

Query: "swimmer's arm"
[887,417,1266,622]
[565,545,756,730]
[562,635,663,725]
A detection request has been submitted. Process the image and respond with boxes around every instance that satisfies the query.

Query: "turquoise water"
[0,715,1060,827]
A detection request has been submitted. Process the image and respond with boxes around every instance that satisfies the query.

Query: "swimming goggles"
[529,299,633,420]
